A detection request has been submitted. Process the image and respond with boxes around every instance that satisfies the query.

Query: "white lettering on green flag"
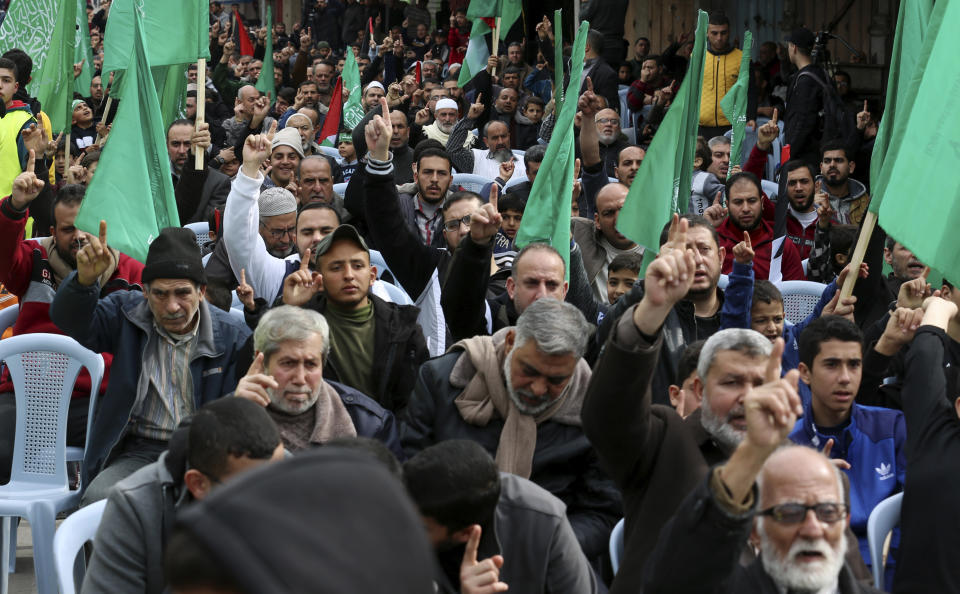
[30,0,78,132]
[342,49,365,131]
[78,10,178,263]
[617,10,708,258]
[0,0,56,90]
[873,0,960,286]
[719,30,751,167]
[513,19,590,281]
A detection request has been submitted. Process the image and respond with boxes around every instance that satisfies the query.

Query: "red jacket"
[447,26,470,66]
[744,144,816,261]
[0,196,144,397]
[786,215,816,261]
[717,216,805,281]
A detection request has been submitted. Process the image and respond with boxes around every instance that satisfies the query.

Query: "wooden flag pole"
[839,210,877,301]
[194,58,207,170]
[491,17,501,77]
[65,131,73,184]
[95,97,113,146]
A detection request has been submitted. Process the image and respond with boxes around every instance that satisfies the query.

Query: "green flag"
[616,10,707,256]
[78,10,179,263]
[342,49,365,131]
[552,9,564,112]
[513,20,589,281]
[868,0,934,213]
[719,30,752,167]
[0,0,55,93]
[457,18,493,87]
[74,0,95,97]
[153,64,188,128]
[29,0,77,132]
[873,0,960,286]
[102,0,209,73]
[466,0,521,40]
[255,6,276,100]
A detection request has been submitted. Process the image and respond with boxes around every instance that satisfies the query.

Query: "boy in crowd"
[667,340,704,419]
[606,252,643,304]
[337,133,358,182]
[492,192,525,269]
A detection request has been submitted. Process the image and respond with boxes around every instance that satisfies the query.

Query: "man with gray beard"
[592,107,630,178]
[234,305,402,457]
[582,216,869,593]
[446,100,526,183]
[423,98,475,150]
[401,298,623,561]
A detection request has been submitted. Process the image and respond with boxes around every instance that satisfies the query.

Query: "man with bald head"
[642,440,879,594]
[593,107,629,178]
[614,145,645,187]
[222,85,275,152]
[447,117,525,183]
[573,182,644,303]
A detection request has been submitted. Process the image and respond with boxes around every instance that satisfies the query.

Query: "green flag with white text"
[868,0,934,214]
[342,49,365,131]
[255,6,276,101]
[616,10,707,255]
[513,20,589,281]
[30,0,77,132]
[720,30,751,167]
[78,10,178,263]
[873,0,960,286]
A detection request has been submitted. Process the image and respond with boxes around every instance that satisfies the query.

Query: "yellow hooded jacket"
[699,46,742,128]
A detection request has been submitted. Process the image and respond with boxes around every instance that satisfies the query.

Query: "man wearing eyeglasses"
[592,108,629,179]
[789,315,905,588]
[256,187,298,258]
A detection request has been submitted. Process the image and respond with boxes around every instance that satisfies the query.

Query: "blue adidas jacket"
[789,400,907,586]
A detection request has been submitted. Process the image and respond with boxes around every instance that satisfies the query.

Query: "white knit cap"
[364,81,385,93]
[434,98,458,113]
[271,126,305,158]
[258,187,297,217]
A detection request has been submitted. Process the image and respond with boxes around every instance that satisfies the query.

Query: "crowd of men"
[0,1,957,593]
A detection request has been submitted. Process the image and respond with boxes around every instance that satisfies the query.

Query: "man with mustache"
[422,98,475,150]
[0,165,143,486]
[446,95,526,184]
[583,225,870,592]
[817,141,869,226]
[167,120,232,225]
[51,226,250,504]
[781,160,819,260]
[234,305,401,455]
[401,298,623,561]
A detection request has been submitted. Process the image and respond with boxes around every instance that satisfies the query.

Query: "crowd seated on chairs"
[0,4,955,594]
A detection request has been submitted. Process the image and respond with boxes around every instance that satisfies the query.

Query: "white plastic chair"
[0,334,103,594]
[609,517,625,575]
[760,179,779,201]
[0,305,18,336]
[332,182,348,198]
[718,274,729,290]
[503,176,528,192]
[779,280,827,325]
[451,173,494,194]
[52,499,107,594]
[183,222,212,251]
[317,145,340,159]
[867,491,903,589]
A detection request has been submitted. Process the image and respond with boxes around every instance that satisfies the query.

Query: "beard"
[700,397,745,450]
[437,120,456,134]
[598,131,618,145]
[503,350,558,416]
[55,237,86,269]
[489,148,513,162]
[759,522,846,592]
[789,192,815,212]
[267,383,320,415]
[266,243,297,259]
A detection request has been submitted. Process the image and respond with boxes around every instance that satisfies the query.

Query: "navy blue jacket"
[328,380,404,461]
[50,271,251,487]
[790,400,906,586]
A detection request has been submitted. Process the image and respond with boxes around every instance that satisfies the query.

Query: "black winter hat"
[142,227,206,286]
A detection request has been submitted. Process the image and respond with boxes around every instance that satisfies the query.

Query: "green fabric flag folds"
[719,30,752,167]
[513,20,589,281]
[616,10,708,256]
[342,49,365,131]
[78,11,179,263]
[29,0,77,132]
[74,0,95,97]
[872,0,960,286]
[102,0,209,73]
[868,0,933,214]
[466,0,521,40]
[255,6,276,100]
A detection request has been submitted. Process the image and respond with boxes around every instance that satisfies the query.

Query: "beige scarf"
[451,327,592,478]
[41,237,120,288]
[308,381,358,445]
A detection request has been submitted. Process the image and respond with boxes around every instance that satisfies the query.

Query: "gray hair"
[696,328,772,379]
[514,298,591,359]
[254,305,330,364]
[708,135,731,149]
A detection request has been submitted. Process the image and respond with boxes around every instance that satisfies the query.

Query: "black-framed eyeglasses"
[443,214,471,232]
[260,222,297,239]
[759,502,847,524]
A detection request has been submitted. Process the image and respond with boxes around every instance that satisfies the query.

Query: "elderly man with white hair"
[234,305,402,457]
[422,97,475,149]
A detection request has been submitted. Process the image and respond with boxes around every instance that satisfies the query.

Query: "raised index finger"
[771,108,778,124]
[98,219,108,246]
[247,351,265,375]
[765,338,785,383]
[461,525,481,567]
[26,148,36,172]
[300,248,312,272]
[240,268,247,286]
[489,182,498,211]
[379,95,390,114]
[743,230,751,248]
